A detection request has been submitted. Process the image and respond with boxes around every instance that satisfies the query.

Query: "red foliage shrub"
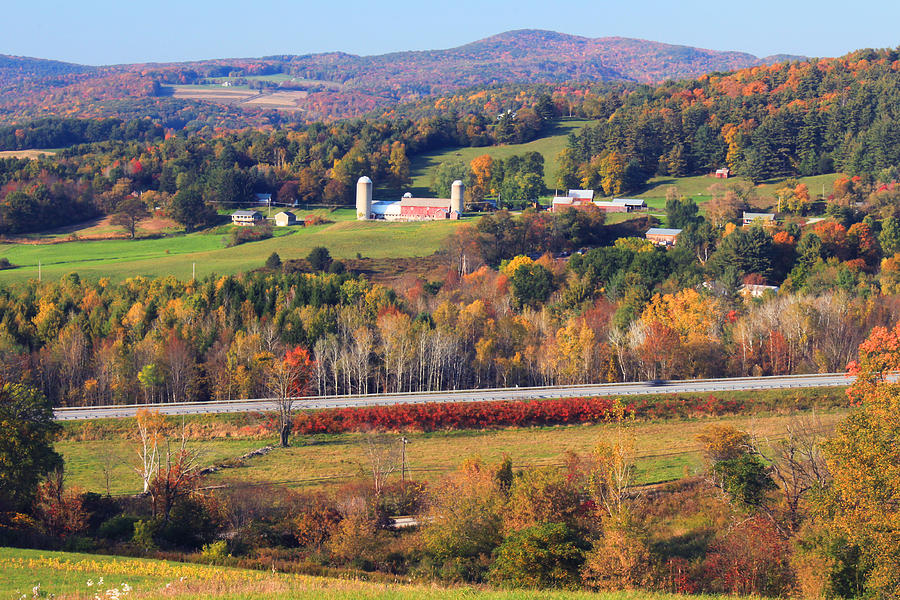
[290,394,753,435]
[701,517,794,596]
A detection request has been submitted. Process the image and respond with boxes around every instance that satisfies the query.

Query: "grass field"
[0,149,56,159]
[408,119,594,196]
[57,407,845,497]
[633,173,845,208]
[0,547,738,600]
[0,210,462,284]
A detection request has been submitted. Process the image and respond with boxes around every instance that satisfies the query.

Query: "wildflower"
[98,578,104,585]
[87,579,94,587]
[121,583,131,593]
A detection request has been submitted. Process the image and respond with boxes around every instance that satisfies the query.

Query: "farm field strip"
[0,216,461,284]
[58,410,845,496]
[0,546,741,600]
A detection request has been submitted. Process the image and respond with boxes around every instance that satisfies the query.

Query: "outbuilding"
[274,211,297,227]
[742,212,776,226]
[645,227,683,246]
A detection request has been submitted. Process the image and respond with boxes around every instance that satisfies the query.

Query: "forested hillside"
[555,48,900,194]
[0,30,800,126]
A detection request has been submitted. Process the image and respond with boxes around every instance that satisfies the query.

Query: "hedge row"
[290,390,842,434]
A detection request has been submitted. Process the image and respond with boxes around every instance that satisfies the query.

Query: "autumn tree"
[821,323,900,595]
[267,346,315,447]
[134,409,167,494]
[111,196,150,238]
[469,154,494,203]
[0,382,62,514]
[388,141,411,188]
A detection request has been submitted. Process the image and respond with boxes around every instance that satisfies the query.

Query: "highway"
[53,372,852,421]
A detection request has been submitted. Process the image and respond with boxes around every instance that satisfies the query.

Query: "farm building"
[594,199,647,213]
[552,197,646,213]
[714,168,730,179]
[740,284,780,298]
[274,211,297,226]
[567,189,595,200]
[357,177,463,221]
[742,212,776,226]
[231,210,263,226]
[645,227,682,246]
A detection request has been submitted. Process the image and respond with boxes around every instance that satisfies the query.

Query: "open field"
[0,211,462,284]
[408,119,594,196]
[10,214,182,242]
[167,86,309,111]
[633,173,845,208]
[0,547,737,600]
[57,407,846,496]
[0,149,56,159]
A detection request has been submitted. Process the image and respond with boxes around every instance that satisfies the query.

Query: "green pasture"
[408,119,595,196]
[633,172,845,207]
[0,213,462,284]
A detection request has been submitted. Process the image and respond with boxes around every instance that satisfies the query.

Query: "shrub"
[307,246,332,271]
[701,516,795,596]
[132,518,159,550]
[489,522,588,589]
[328,259,345,274]
[98,514,139,541]
[265,252,282,269]
[201,539,230,561]
[227,222,273,247]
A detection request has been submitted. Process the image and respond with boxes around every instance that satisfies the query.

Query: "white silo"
[356,176,373,220]
[450,180,464,214]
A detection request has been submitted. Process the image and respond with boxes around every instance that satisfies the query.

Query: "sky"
[3,0,899,66]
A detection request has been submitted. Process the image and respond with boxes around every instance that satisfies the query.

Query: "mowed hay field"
[0,547,739,600]
[0,149,56,159]
[0,210,464,284]
[57,408,846,497]
[634,173,845,207]
[408,119,595,195]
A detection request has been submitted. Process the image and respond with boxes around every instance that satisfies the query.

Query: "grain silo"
[450,180,464,214]
[356,176,373,220]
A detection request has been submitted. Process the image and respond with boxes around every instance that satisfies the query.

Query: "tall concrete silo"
[450,180,464,214]
[356,176,373,220]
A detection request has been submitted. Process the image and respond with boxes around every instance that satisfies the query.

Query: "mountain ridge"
[0,29,808,125]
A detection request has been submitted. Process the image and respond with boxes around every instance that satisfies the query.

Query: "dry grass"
[56,409,846,496]
[0,547,749,600]
[0,149,56,159]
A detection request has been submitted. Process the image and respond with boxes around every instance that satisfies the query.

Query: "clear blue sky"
[4,0,899,65]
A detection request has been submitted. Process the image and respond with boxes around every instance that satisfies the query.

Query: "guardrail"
[53,372,854,420]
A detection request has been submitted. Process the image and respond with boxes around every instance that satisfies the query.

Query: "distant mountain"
[0,30,807,126]
[274,30,805,91]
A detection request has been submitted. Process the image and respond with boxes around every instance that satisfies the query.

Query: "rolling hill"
[0,30,804,126]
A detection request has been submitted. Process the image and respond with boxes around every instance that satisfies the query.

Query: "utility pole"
[192,262,195,281]
[400,436,409,483]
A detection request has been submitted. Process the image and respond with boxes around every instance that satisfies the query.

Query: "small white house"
[232,210,263,226]
[274,211,297,227]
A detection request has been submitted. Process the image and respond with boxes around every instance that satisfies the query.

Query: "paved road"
[53,372,852,421]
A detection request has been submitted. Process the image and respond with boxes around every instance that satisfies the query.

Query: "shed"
[645,227,683,246]
[715,168,730,179]
[274,211,297,227]
[742,212,776,226]
[232,210,263,226]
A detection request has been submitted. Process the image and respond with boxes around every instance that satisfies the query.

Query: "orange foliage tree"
[823,323,900,595]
